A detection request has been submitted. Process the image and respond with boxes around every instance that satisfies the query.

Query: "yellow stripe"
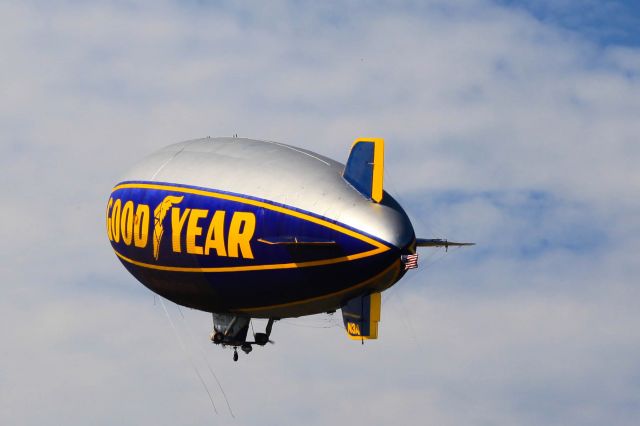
[113,245,387,273]
[371,138,384,203]
[113,182,385,248]
[111,182,390,272]
[370,291,381,322]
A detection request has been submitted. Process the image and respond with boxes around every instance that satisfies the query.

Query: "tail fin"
[343,137,385,203]
[341,292,382,340]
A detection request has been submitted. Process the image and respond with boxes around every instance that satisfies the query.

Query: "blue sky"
[1,1,639,425]
[499,0,640,47]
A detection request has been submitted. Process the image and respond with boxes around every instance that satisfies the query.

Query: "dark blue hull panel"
[121,251,404,317]
[108,181,404,317]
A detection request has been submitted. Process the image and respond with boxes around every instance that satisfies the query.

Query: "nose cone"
[338,191,415,252]
[375,192,416,251]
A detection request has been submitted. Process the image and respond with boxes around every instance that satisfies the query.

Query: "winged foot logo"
[106,194,256,261]
[153,195,183,260]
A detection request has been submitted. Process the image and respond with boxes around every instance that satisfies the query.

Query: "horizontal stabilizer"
[343,138,385,203]
[257,236,336,245]
[416,238,475,250]
[341,292,381,340]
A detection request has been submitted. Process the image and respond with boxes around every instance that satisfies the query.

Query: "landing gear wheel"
[233,348,239,362]
[241,343,253,354]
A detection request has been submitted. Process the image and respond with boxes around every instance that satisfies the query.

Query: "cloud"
[1,1,639,425]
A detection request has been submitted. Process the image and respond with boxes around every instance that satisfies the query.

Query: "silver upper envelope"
[119,137,414,249]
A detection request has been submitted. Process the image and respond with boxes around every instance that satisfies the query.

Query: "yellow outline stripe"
[113,246,386,273]
[111,182,390,272]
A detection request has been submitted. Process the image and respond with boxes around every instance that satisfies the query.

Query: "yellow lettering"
[121,201,134,246]
[111,199,122,243]
[347,322,361,336]
[186,209,208,255]
[204,210,227,256]
[227,212,256,259]
[134,204,150,248]
[106,198,113,241]
[171,207,191,253]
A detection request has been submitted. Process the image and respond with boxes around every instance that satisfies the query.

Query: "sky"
[1,0,639,424]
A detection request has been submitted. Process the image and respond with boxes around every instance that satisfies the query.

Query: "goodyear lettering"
[204,211,226,256]
[121,201,134,245]
[106,195,256,260]
[186,208,208,255]
[171,207,191,253]
[106,197,114,241]
[111,199,122,243]
[228,211,255,259]
[133,204,149,248]
[347,322,361,336]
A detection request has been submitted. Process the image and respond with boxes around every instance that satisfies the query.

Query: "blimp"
[106,137,471,361]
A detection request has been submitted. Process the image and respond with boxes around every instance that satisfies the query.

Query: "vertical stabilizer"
[343,138,385,202]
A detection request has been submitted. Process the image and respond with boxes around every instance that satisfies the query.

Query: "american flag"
[401,253,419,270]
